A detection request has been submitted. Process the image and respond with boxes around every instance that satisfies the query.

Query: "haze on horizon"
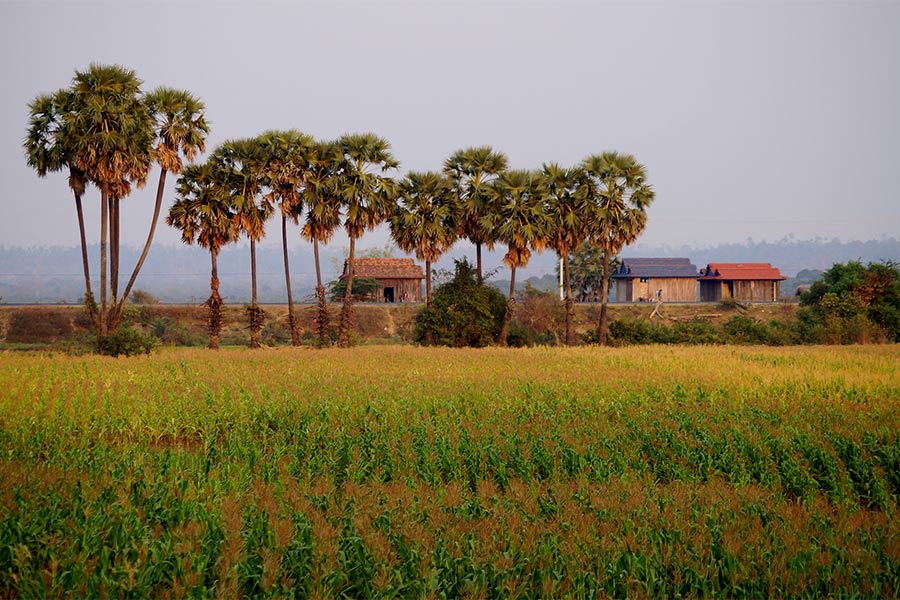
[2,1,898,254]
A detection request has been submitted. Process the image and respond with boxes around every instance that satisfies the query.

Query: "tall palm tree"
[541,163,594,346]
[488,170,550,346]
[166,161,239,349]
[582,152,655,345]
[213,138,272,348]
[257,130,316,346]
[63,64,155,341]
[335,133,399,348]
[390,171,458,311]
[24,90,96,326]
[114,87,208,329]
[300,140,344,347]
[443,146,508,284]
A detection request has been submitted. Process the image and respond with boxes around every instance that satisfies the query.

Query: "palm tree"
[300,140,344,347]
[390,171,458,313]
[63,64,155,341]
[443,146,508,284]
[257,130,316,346]
[213,138,272,348]
[166,161,239,349]
[335,133,399,348]
[24,90,96,326]
[541,163,593,345]
[114,87,208,329]
[582,152,655,345]
[488,170,550,346]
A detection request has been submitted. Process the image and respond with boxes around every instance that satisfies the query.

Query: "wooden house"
[341,258,424,302]
[698,263,785,303]
[611,257,700,303]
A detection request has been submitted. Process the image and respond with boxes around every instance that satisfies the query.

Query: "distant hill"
[1,237,897,304]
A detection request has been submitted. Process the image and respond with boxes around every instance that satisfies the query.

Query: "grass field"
[1,345,899,597]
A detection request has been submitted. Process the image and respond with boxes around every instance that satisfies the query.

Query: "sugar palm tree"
[166,161,239,349]
[443,146,508,284]
[63,64,155,341]
[257,130,316,346]
[114,87,208,329]
[487,170,550,346]
[541,163,594,345]
[582,152,654,345]
[213,138,272,348]
[24,90,97,326]
[300,140,344,347]
[335,133,399,348]
[390,171,459,310]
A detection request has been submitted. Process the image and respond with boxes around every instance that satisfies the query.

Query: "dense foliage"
[414,259,506,347]
[800,261,900,343]
[1,346,898,597]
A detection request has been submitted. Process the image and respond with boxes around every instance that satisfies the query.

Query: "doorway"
[383,287,395,303]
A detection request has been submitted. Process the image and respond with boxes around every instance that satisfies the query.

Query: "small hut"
[698,263,785,303]
[341,258,424,302]
[611,257,700,303]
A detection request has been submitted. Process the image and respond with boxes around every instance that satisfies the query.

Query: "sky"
[2,0,899,255]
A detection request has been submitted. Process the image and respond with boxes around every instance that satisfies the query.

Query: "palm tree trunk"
[109,195,119,310]
[207,248,223,350]
[425,259,432,308]
[424,259,433,345]
[114,169,168,329]
[564,253,575,346]
[248,238,263,349]
[598,249,611,346]
[99,187,109,344]
[281,214,300,346]
[313,238,330,348]
[74,191,98,328]
[499,264,516,346]
[338,236,356,348]
[476,242,483,285]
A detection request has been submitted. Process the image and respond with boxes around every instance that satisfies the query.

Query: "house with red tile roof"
[698,263,785,302]
[341,258,424,302]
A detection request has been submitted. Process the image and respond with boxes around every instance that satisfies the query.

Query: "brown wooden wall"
[374,278,422,302]
[733,280,779,302]
[700,280,780,303]
[615,278,698,303]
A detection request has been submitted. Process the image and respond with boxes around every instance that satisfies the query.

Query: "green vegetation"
[800,261,900,343]
[415,259,507,347]
[1,346,898,597]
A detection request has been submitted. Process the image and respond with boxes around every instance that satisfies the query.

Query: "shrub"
[415,259,506,347]
[723,315,773,344]
[99,328,158,356]
[6,309,73,343]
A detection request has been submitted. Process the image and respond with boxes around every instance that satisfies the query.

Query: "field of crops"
[1,345,899,598]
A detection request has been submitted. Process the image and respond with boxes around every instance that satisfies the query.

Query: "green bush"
[415,259,506,347]
[506,321,534,347]
[99,327,158,356]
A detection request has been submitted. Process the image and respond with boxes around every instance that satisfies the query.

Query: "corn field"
[1,346,899,598]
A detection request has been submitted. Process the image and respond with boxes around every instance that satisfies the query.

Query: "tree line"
[26,64,653,351]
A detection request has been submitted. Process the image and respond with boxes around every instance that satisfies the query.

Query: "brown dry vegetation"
[0,345,898,597]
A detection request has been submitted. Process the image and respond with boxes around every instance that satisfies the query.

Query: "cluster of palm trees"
[25,64,654,351]
[167,138,654,349]
[24,64,208,348]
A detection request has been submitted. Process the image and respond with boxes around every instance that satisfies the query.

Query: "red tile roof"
[342,258,425,279]
[699,263,785,281]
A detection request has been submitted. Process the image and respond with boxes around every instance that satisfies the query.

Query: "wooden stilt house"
[698,263,785,303]
[611,258,700,303]
[341,258,424,302]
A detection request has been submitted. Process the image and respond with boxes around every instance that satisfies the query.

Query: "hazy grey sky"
[2,0,899,252]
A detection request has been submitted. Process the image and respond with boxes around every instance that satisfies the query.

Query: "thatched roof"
[341,258,424,280]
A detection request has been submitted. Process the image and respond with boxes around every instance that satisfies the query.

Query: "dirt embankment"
[0,301,798,346]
